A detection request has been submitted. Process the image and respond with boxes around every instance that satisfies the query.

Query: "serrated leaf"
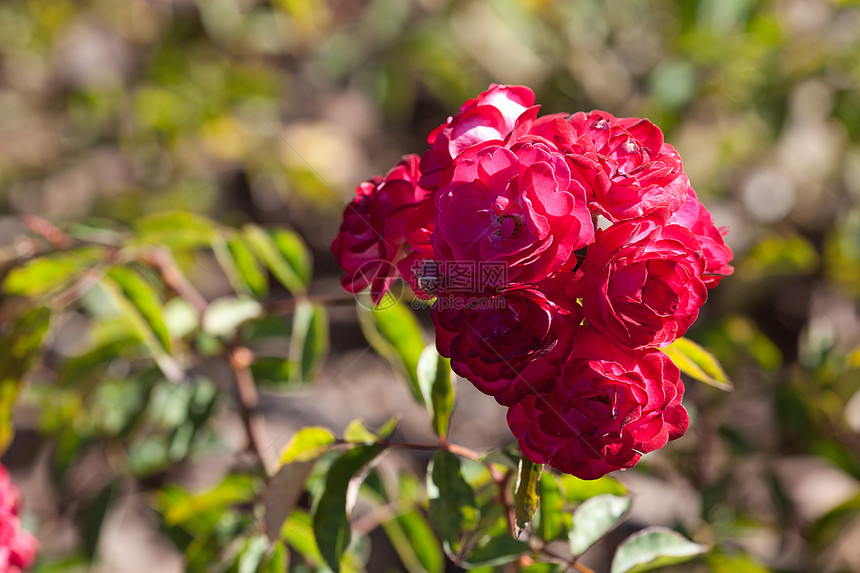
[264,460,316,541]
[107,265,171,353]
[611,527,708,573]
[514,457,542,536]
[133,211,219,249]
[462,535,529,569]
[662,337,733,391]
[570,494,632,556]
[243,224,307,294]
[417,345,455,439]
[537,472,564,542]
[0,306,51,454]
[289,301,328,384]
[427,449,478,554]
[202,296,263,337]
[280,427,336,464]
[312,444,385,571]
[357,298,425,404]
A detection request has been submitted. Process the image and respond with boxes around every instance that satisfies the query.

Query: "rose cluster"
[332,85,733,479]
[0,464,38,572]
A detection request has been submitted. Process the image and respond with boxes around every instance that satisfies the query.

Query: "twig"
[228,344,275,476]
[142,247,208,315]
[265,293,357,315]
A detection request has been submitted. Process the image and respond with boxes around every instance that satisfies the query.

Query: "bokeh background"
[2,0,860,571]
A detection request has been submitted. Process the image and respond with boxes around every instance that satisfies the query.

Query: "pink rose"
[433,142,593,290]
[0,465,38,572]
[420,84,536,190]
[433,289,581,406]
[507,329,689,479]
[668,185,734,288]
[538,111,688,221]
[331,155,429,303]
[574,216,707,349]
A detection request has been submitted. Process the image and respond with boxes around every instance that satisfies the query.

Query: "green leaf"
[462,535,530,569]
[0,306,51,453]
[662,337,733,391]
[570,494,632,556]
[357,298,425,404]
[233,534,269,573]
[537,472,564,542]
[243,224,308,294]
[133,211,219,249]
[280,426,336,464]
[344,418,378,443]
[212,233,268,298]
[559,474,628,503]
[80,481,118,561]
[99,279,184,382]
[427,449,478,554]
[706,550,772,573]
[107,265,171,353]
[202,295,263,337]
[312,444,384,572]
[259,540,289,572]
[272,228,313,286]
[382,509,444,573]
[513,457,542,536]
[164,474,258,526]
[289,301,329,384]
[3,247,103,297]
[417,345,455,439]
[282,510,324,566]
[611,527,709,573]
[251,357,292,386]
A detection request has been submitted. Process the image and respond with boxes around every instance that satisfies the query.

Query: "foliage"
[2,1,860,572]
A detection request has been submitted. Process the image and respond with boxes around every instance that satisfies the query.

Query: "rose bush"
[333,83,733,479]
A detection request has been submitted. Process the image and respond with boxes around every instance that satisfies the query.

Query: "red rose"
[668,185,734,288]
[420,84,535,190]
[331,155,429,303]
[537,111,687,221]
[0,465,38,572]
[507,329,689,479]
[433,289,581,406]
[433,142,593,290]
[574,216,707,349]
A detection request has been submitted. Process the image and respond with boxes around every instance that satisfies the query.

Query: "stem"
[381,440,482,461]
[143,247,208,316]
[228,344,275,476]
[265,293,357,315]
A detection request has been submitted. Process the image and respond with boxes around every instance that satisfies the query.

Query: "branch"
[228,344,275,476]
[142,247,208,315]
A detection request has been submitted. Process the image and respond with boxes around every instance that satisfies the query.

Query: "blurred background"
[2,0,860,571]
